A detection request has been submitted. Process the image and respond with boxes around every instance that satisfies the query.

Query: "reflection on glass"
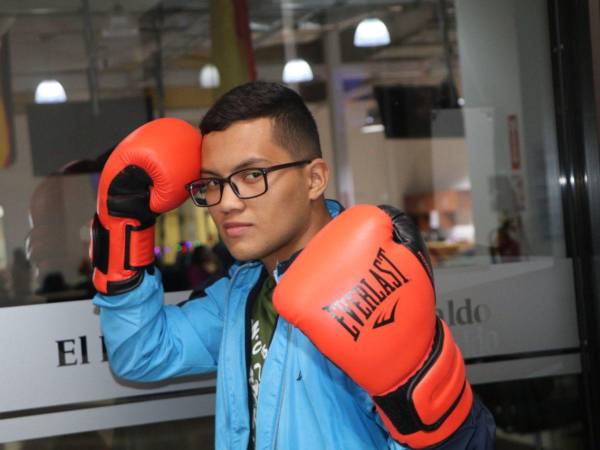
[474,376,585,450]
[0,0,587,448]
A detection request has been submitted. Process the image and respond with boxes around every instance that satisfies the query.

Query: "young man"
[92,81,495,449]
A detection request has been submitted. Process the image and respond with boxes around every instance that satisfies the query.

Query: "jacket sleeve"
[382,396,496,450]
[426,397,496,449]
[93,267,228,382]
[348,377,496,450]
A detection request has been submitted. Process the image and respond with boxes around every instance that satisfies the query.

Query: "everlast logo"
[322,247,410,341]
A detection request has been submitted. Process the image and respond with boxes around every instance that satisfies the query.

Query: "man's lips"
[223,222,253,238]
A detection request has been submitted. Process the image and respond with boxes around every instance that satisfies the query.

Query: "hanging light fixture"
[361,107,384,134]
[282,58,313,84]
[34,80,67,104]
[353,18,391,47]
[198,64,220,88]
[101,3,139,39]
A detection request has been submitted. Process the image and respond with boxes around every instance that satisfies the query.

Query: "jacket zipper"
[221,262,259,450]
[271,264,290,450]
[269,203,342,448]
[245,268,268,450]
[271,323,292,450]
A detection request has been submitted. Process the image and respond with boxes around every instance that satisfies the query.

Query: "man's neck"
[262,200,332,275]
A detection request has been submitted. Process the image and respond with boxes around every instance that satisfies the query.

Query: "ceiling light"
[353,18,391,47]
[198,64,220,88]
[34,80,67,104]
[282,59,313,83]
[361,124,384,134]
[361,108,384,133]
[101,4,138,38]
[250,21,270,32]
[298,21,321,31]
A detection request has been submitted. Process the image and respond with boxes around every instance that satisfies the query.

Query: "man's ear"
[306,158,329,200]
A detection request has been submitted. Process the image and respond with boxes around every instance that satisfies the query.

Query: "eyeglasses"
[186,159,313,207]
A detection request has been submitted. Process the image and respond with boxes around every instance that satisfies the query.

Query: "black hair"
[199,81,322,159]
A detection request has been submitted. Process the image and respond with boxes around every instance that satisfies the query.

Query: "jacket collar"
[273,198,345,281]
[229,198,346,280]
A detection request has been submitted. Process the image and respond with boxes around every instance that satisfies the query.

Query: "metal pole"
[281,0,300,92]
[437,0,457,106]
[324,26,355,207]
[81,0,100,115]
[153,8,165,118]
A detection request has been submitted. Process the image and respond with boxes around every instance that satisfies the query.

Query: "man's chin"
[225,243,265,262]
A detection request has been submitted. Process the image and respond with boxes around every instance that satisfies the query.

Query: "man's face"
[201,117,315,264]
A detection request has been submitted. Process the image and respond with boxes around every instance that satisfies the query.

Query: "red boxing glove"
[91,118,202,295]
[273,204,472,448]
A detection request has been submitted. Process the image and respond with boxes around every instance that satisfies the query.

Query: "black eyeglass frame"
[186,159,314,207]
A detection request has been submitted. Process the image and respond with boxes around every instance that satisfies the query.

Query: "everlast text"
[322,247,410,341]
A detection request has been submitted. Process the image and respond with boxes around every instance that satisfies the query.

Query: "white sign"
[435,257,579,358]
[0,257,582,442]
[0,291,215,417]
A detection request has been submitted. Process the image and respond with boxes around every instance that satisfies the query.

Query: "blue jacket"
[94,200,495,450]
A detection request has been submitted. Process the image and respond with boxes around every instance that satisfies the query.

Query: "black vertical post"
[548,0,600,447]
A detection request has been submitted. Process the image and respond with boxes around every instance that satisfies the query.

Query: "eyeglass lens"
[189,168,268,206]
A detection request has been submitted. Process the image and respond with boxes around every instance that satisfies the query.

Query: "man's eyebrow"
[201,157,272,177]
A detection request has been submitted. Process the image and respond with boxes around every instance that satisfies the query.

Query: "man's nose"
[218,181,245,213]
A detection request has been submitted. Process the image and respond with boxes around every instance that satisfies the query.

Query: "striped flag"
[210,0,256,96]
[0,33,15,168]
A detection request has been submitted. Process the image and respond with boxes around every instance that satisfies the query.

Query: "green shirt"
[248,274,279,449]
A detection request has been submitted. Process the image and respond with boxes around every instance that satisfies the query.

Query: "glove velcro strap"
[124,223,155,270]
[91,215,154,295]
[94,270,145,296]
[372,318,472,444]
[91,214,109,274]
